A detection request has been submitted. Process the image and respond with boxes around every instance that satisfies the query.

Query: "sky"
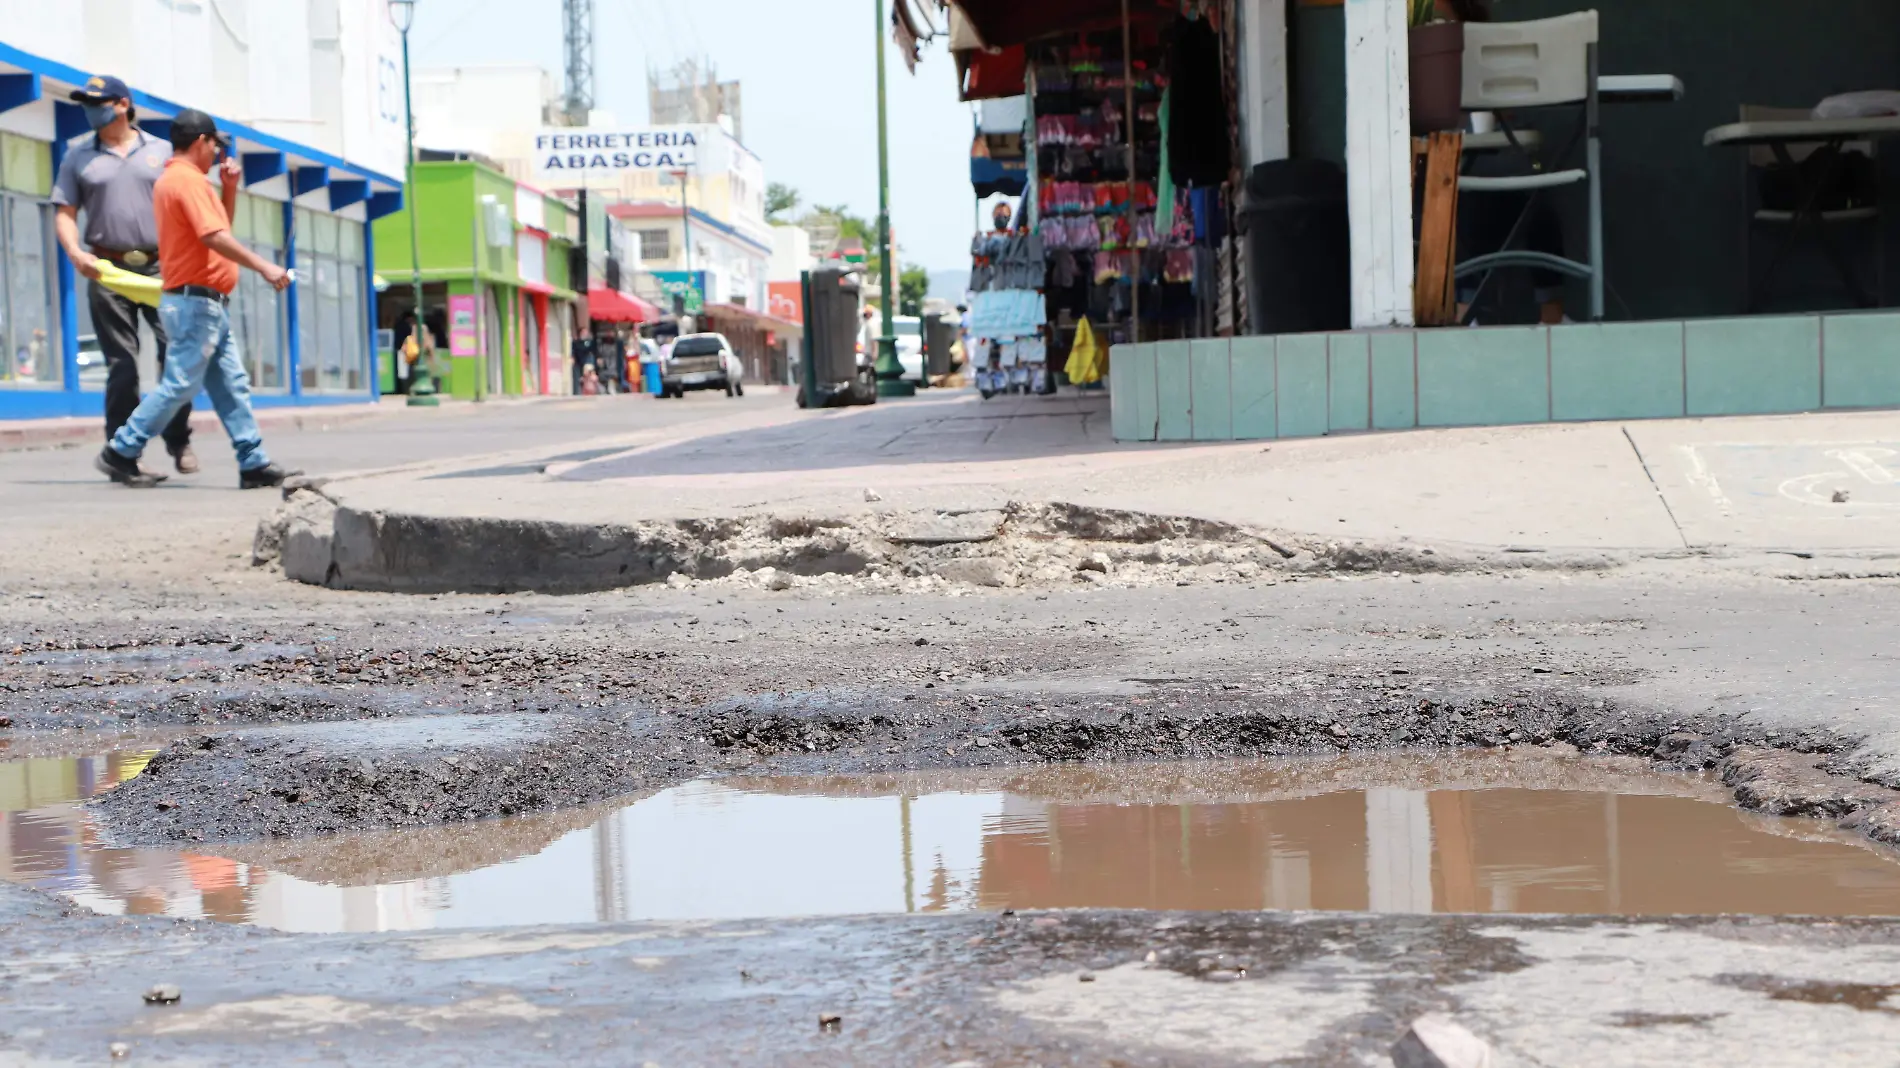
[411,0,982,275]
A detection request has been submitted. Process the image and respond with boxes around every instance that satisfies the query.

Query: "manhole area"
[8,750,1900,932]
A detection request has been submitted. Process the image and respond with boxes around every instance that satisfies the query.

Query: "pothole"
[11,750,1900,932]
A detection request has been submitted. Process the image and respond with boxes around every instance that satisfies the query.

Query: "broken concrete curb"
[255,492,1621,595]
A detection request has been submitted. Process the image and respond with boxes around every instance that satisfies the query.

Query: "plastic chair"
[1454,10,1604,321]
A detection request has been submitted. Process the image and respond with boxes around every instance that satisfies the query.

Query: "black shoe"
[238,463,302,490]
[95,447,166,487]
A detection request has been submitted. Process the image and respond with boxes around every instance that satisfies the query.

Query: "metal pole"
[1121,0,1139,345]
[401,25,438,404]
[872,0,912,396]
[680,169,693,279]
[799,268,818,409]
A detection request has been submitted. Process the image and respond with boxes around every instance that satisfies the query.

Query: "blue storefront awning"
[972,156,1026,200]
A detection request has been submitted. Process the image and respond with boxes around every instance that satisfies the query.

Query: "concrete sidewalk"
[331,392,1900,547]
[0,391,638,452]
[276,391,1900,589]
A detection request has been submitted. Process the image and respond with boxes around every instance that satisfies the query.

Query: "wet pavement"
[15,401,1900,1062]
[16,751,1900,935]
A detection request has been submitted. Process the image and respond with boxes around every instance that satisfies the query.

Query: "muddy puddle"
[9,749,1900,932]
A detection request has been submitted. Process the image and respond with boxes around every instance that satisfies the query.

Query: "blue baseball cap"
[70,74,131,103]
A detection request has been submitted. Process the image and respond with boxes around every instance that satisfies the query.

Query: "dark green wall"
[1513,0,1900,319]
[1291,3,1347,168]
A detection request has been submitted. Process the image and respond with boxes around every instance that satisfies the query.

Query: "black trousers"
[92,277,191,451]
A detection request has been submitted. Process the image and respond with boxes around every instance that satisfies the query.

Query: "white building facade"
[0,0,405,418]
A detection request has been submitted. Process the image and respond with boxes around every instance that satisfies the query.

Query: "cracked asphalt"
[7,399,1900,1065]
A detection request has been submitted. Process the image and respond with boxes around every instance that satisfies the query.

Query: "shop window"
[0,192,60,388]
[295,208,369,392]
[233,192,288,391]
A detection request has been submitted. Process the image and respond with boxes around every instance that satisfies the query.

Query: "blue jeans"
[109,293,270,472]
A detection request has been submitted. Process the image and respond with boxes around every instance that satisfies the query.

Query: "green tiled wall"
[1327,334,1371,432]
[1370,332,1417,430]
[1418,326,1549,428]
[1109,341,1139,440]
[1551,321,1685,422]
[1823,313,1900,410]
[1190,339,1233,441]
[1155,340,1193,441]
[1129,344,1157,441]
[1685,317,1821,416]
[1109,312,1893,442]
[1277,334,1330,439]
[1229,337,1278,440]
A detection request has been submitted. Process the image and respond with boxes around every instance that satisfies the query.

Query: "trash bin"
[1239,159,1351,336]
[923,313,957,379]
[642,360,662,395]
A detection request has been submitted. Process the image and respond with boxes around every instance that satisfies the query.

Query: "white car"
[861,315,925,382]
[659,332,745,398]
[893,316,925,381]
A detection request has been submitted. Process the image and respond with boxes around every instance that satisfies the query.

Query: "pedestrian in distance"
[52,75,196,473]
[95,109,299,489]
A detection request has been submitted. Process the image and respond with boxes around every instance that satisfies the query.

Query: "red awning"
[960,46,1027,101]
[701,302,800,332]
[954,0,1173,49]
[587,286,657,323]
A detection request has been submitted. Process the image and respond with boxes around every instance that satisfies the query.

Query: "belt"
[164,285,230,304]
[92,248,158,268]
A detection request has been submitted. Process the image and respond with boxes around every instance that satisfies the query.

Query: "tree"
[808,203,876,245]
[899,264,929,317]
[798,204,914,303]
[766,182,801,223]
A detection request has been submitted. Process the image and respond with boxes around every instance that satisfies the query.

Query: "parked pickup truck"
[658,333,744,398]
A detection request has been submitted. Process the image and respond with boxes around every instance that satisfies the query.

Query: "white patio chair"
[1454,10,1604,321]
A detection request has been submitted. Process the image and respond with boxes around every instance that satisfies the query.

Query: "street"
[7,394,1900,1065]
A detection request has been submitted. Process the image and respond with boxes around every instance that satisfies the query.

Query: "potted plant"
[1409,0,1466,135]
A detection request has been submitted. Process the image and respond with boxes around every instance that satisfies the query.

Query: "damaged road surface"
[14,401,1900,1064]
[11,885,1900,1066]
[11,569,1900,1064]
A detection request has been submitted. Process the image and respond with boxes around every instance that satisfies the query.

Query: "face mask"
[83,103,119,131]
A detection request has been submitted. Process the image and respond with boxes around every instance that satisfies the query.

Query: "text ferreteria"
[535,129,700,173]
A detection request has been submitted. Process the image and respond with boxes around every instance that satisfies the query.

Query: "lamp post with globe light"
[871,0,912,397]
[389,0,438,404]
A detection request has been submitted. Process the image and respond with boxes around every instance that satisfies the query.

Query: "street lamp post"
[871,0,912,397]
[671,167,694,316]
[390,0,438,405]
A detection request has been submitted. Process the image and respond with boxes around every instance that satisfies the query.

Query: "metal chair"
[1454,10,1604,321]
[1739,104,1883,312]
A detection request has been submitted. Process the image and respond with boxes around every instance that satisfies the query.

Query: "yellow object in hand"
[94,261,163,308]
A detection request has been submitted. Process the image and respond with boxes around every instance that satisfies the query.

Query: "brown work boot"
[169,445,200,475]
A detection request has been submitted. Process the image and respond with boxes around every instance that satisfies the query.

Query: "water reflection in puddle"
[9,750,1900,932]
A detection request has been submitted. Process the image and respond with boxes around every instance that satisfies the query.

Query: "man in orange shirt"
[96,109,297,488]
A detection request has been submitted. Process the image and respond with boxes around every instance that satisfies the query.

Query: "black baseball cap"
[168,109,230,151]
[70,74,131,103]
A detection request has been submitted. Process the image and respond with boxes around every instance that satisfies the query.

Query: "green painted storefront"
[372,161,578,400]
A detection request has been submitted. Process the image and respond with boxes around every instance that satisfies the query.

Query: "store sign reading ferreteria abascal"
[531,126,701,184]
